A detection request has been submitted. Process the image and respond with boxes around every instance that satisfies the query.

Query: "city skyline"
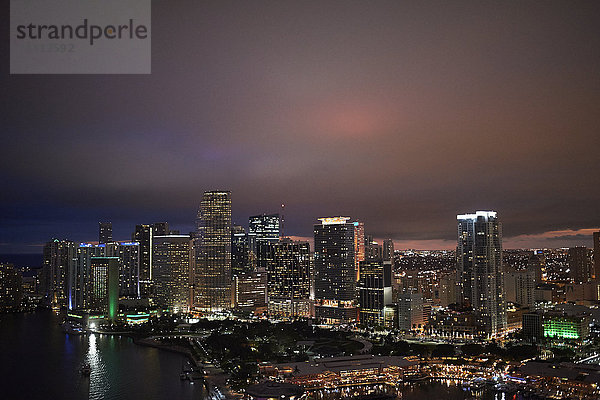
[2,2,600,253]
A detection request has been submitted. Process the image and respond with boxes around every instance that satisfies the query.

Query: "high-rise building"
[437,273,456,307]
[357,258,392,327]
[249,214,280,263]
[0,264,23,312]
[383,239,394,266]
[353,221,365,281]
[89,257,119,321]
[195,190,232,311]
[313,217,357,324]
[234,271,267,314]
[594,232,600,281]
[568,246,592,284]
[133,224,152,297]
[232,225,251,277]
[42,239,76,308]
[153,235,192,314]
[364,236,383,261]
[456,211,506,337]
[106,242,140,299]
[266,238,312,319]
[397,292,425,332]
[99,222,113,244]
[504,268,536,308]
[527,252,543,283]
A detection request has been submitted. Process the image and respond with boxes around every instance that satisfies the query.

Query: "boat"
[80,363,91,376]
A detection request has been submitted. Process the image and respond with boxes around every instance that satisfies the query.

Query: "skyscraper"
[232,225,251,276]
[594,231,600,280]
[195,191,232,311]
[99,222,113,244]
[266,238,312,319]
[353,221,365,281]
[153,235,192,314]
[89,257,119,321]
[383,239,394,266]
[314,217,357,324]
[42,239,76,308]
[456,211,506,337]
[357,258,392,326]
[568,246,592,283]
[132,222,170,299]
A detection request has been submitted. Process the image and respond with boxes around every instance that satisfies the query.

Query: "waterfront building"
[233,270,267,314]
[153,235,192,314]
[132,222,170,298]
[568,246,593,283]
[42,239,76,308]
[357,258,392,327]
[456,211,507,337]
[397,292,425,332]
[195,190,233,311]
[266,238,312,319]
[99,222,113,244]
[89,257,119,321]
[106,242,140,298]
[0,264,23,312]
[314,217,357,324]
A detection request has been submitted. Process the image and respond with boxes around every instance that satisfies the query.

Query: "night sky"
[2,1,600,254]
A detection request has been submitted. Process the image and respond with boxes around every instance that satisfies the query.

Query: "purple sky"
[2,1,600,253]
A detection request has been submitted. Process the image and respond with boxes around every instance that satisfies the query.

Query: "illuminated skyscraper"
[153,235,192,314]
[195,191,232,311]
[594,231,600,280]
[314,217,357,324]
[358,258,392,326]
[132,222,170,298]
[232,225,251,276]
[383,239,394,266]
[266,238,312,319]
[0,264,23,312]
[42,239,76,308]
[89,257,119,321]
[456,211,506,337]
[353,221,365,281]
[568,246,592,283]
[106,242,140,298]
[99,222,113,244]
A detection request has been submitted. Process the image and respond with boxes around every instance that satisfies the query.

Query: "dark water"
[0,311,204,400]
[0,311,514,400]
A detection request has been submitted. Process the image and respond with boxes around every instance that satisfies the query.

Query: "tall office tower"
[528,253,543,283]
[397,292,425,332]
[153,235,192,314]
[594,232,600,280]
[106,242,140,298]
[133,224,152,297]
[195,191,232,311]
[249,214,280,265]
[89,257,119,321]
[71,243,105,310]
[364,236,383,260]
[42,239,76,308]
[314,217,357,324]
[357,258,392,327]
[233,271,267,314]
[99,222,113,244]
[353,221,365,281]
[383,239,395,266]
[568,246,592,283]
[0,264,23,312]
[266,238,312,319]
[456,211,506,337]
[232,225,251,276]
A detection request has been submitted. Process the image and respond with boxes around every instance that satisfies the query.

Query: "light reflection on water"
[87,334,110,400]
